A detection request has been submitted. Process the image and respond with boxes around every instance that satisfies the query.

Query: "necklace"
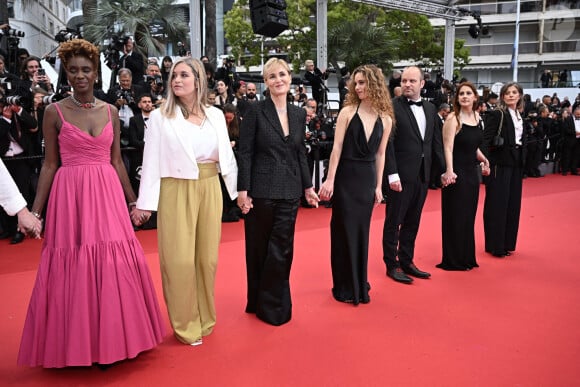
[276,107,287,113]
[70,94,96,109]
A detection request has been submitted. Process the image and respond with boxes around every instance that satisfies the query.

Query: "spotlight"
[468,24,480,39]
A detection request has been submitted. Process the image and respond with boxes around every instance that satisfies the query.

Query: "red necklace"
[70,94,96,109]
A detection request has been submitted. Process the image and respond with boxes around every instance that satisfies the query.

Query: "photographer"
[293,85,307,106]
[524,112,544,178]
[16,56,54,110]
[304,59,330,113]
[120,37,145,86]
[106,68,144,146]
[215,57,238,89]
[0,91,38,244]
[0,55,19,95]
[143,62,165,107]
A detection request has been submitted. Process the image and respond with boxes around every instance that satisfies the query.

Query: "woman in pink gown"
[17,39,164,368]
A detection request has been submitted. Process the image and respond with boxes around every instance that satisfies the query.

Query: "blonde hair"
[345,64,394,120]
[161,57,208,118]
[263,57,291,84]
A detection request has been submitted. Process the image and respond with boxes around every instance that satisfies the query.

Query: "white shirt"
[0,159,26,216]
[508,108,523,145]
[574,117,580,138]
[184,119,219,163]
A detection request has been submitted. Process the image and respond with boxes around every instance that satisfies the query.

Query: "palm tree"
[205,0,216,65]
[328,20,397,73]
[83,0,188,57]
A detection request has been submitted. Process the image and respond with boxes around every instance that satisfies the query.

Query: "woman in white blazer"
[133,57,238,346]
[0,159,42,238]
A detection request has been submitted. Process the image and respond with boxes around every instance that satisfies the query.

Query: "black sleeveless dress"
[437,121,483,270]
[331,106,383,304]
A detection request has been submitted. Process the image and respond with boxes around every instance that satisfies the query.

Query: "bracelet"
[128,202,137,208]
[31,211,42,220]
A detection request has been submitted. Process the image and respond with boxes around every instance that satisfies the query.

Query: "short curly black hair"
[57,39,99,70]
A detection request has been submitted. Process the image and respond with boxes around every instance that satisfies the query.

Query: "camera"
[37,68,46,76]
[145,75,163,87]
[0,95,22,106]
[116,89,135,105]
[55,29,81,43]
[325,68,337,74]
[2,28,25,37]
[41,95,58,105]
[0,77,12,91]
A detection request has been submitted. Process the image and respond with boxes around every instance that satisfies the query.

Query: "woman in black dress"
[437,82,490,271]
[319,64,392,304]
[483,82,527,258]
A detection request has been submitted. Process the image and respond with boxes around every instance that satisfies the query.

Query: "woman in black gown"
[437,82,490,271]
[319,65,392,304]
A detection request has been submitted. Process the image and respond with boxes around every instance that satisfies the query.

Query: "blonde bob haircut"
[161,56,208,119]
[262,57,291,85]
[345,64,394,120]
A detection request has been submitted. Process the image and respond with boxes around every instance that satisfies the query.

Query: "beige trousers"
[157,163,222,344]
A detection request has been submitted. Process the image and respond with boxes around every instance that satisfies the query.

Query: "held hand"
[305,187,320,208]
[441,172,457,187]
[481,162,491,176]
[17,209,43,239]
[374,188,384,206]
[237,191,253,214]
[389,180,403,192]
[319,180,334,201]
[131,208,151,226]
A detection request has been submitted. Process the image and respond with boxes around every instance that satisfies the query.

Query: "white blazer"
[137,105,238,211]
[0,159,27,216]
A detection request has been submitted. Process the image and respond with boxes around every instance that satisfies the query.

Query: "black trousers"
[382,177,429,270]
[243,197,299,326]
[483,161,523,254]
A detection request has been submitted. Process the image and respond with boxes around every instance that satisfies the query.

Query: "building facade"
[431,0,580,88]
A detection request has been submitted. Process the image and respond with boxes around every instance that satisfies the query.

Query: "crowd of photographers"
[2,38,579,243]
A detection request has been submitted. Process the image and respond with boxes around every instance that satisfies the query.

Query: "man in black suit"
[560,107,580,175]
[128,93,153,191]
[382,66,444,284]
[429,103,450,189]
[304,59,329,114]
[120,37,145,87]
[0,100,38,243]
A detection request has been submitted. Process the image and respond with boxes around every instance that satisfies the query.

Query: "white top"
[508,108,523,145]
[184,120,219,163]
[137,105,238,211]
[0,159,26,216]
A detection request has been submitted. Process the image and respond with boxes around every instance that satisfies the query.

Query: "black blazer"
[483,109,528,167]
[385,96,443,185]
[128,113,146,149]
[0,109,38,156]
[237,98,312,200]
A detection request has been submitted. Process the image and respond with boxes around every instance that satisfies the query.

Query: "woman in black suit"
[483,82,527,258]
[237,58,319,326]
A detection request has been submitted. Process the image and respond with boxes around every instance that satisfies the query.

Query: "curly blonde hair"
[57,39,100,70]
[345,64,394,120]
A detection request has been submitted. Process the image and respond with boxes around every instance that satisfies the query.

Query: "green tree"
[83,0,188,57]
[327,21,396,73]
[224,0,315,72]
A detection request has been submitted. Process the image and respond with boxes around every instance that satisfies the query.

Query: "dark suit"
[0,109,38,235]
[121,51,145,86]
[237,98,311,326]
[382,97,443,270]
[304,68,328,109]
[559,116,578,174]
[482,108,528,254]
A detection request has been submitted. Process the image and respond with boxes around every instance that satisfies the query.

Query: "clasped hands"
[17,209,43,239]
[441,171,457,187]
[131,207,151,226]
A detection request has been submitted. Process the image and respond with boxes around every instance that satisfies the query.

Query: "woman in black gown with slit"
[437,82,490,271]
[319,65,392,304]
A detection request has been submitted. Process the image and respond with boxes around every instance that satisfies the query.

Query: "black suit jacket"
[128,113,147,149]
[121,51,145,86]
[0,109,38,156]
[237,98,312,199]
[483,109,528,168]
[385,96,444,186]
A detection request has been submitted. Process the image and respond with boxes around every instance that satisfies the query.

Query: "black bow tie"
[408,100,423,107]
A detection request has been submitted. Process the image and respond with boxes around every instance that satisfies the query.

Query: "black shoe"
[562,171,568,176]
[386,268,413,284]
[490,251,506,258]
[428,184,439,190]
[0,231,11,239]
[10,231,25,244]
[571,171,579,176]
[401,263,431,279]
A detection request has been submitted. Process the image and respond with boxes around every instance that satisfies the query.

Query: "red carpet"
[1,174,579,386]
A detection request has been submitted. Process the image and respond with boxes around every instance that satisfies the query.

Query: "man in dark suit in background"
[429,103,450,189]
[304,59,329,114]
[382,66,444,284]
[121,37,145,87]
[0,100,38,244]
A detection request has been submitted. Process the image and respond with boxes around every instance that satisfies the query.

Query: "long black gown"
[331,107,383,304]
[437,121,483,271]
